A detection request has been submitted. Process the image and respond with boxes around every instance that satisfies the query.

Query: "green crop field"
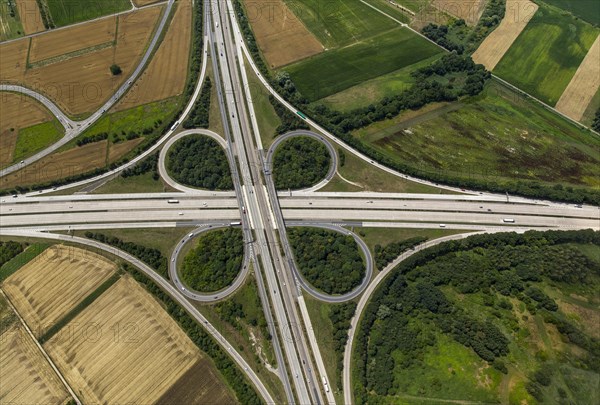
[541,0,600,26]
[353,81,600,191]
[494,4,599,106]
[283,0,398,48]
[283,28,442,101]
[47,0,131,27]
[13,120,63,163]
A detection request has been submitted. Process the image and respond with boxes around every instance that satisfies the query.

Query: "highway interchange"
[1,1,599,404]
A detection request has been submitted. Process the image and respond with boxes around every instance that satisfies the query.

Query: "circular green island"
[180,228,244,292]
[288,227,365,295]
[273,136,331,190]
[166,135,233,190]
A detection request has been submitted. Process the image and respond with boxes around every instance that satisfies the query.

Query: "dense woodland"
[122,263,263,405]
[180,228,244,292]
[273,137,331,189]
[288,227,365,295]
[354,230,600,403]
[374,236,428,269]
[183,77,212,129]
[84,232,168,278]
[330,302,357,387]
[593,109,600,132]
[0,241,23,267]
[166,135,233,190]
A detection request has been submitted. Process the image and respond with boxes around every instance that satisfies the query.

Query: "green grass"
[92,172,168,194]
[12,120,63,163]
[283,0,398,48]
[283,27,442,101]
[356,227,465,256]
[39,272,120,343]
[353,81,600,190]
[0,0,25,40]
[321,145,453,193]
[494,3,599,106]
[541,0,600,26]
[244,54,280,148]
[319,54,442,112]
[0,243,50,281]
[47,0,131,27]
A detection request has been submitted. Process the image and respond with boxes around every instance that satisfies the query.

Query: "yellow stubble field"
[14,0,46,34]
[2,244,115,336]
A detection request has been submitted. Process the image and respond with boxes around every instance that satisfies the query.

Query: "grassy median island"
[166,134,233,190]
[288,227,365,295]
[353,230,600,404]
[272,136,331,190]
[180,228,244,292]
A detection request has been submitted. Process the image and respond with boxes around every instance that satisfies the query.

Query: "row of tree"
[84,232,168,278]
[122,263,263,404]
[166,135,233,190]
[183,77,212,129]
[0,241,23,267]
[121,152,159,180]
[288,227,365,295]
[180,228,244,292]
[269,95,309,135]
[374,236,427,269]
[273,137,330,190]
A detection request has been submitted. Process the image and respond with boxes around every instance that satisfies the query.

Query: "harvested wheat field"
[15,0,46,34]
[0,321,69,404]
[2,244,115,336]
[0,137,144,189]
[0,92,56,163]
[241,0,323,68]
[115,0,191,111]
[472,0,539,70]
[29,16,117,63]
[433,0,487,25]
[555,35,600,121]
[0,6,162,116]
[45,276,203,405]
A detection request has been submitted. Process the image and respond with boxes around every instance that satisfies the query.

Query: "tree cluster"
[121,152,159,180]
[268,95,309,135]
[84,232,167,278]
[329,302,356,388]
[0,241,23,267]
[273,137,330,190]
[374,236,427,269]
[122,263,262,405]
[76,132,108,147]
[288,227,365,295]
[183,77,212,129]
[167,135,233,190]
[593,109,600,132]
[353,229,600,401]
[180,228,244,292]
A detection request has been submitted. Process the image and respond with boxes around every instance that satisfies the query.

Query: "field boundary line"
[0,289,82,405]
[358,0,407,26]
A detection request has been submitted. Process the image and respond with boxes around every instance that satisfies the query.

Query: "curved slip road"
[158,129,232,194]
[286,222,374,303]
[0,229,275,405]
[342,232,484,405]
[1,0,177,178]
[265,130,337,193]
[168,223,252,302]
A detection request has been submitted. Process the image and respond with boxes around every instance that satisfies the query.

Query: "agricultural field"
[45,275,237,404]
[15,0,45,34]
[0,296,69,405]
[2,244,115,336]
[46,0,131,27]
[0,5,162,116]
[0,92,60,165]
[283,0,397,49]
[541,0,600,26]
[116,0,192,110]
[555,35,600,121]
[0,0,24,40]
[472,0,539,71]
[353,81,600,192]
[432,0,487,25]
[11,120,63,163]
[239,0,323,68]
[494,2,599,106]
[352,231,600,404]
[0,97,179,191]
[284,27,442,101]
